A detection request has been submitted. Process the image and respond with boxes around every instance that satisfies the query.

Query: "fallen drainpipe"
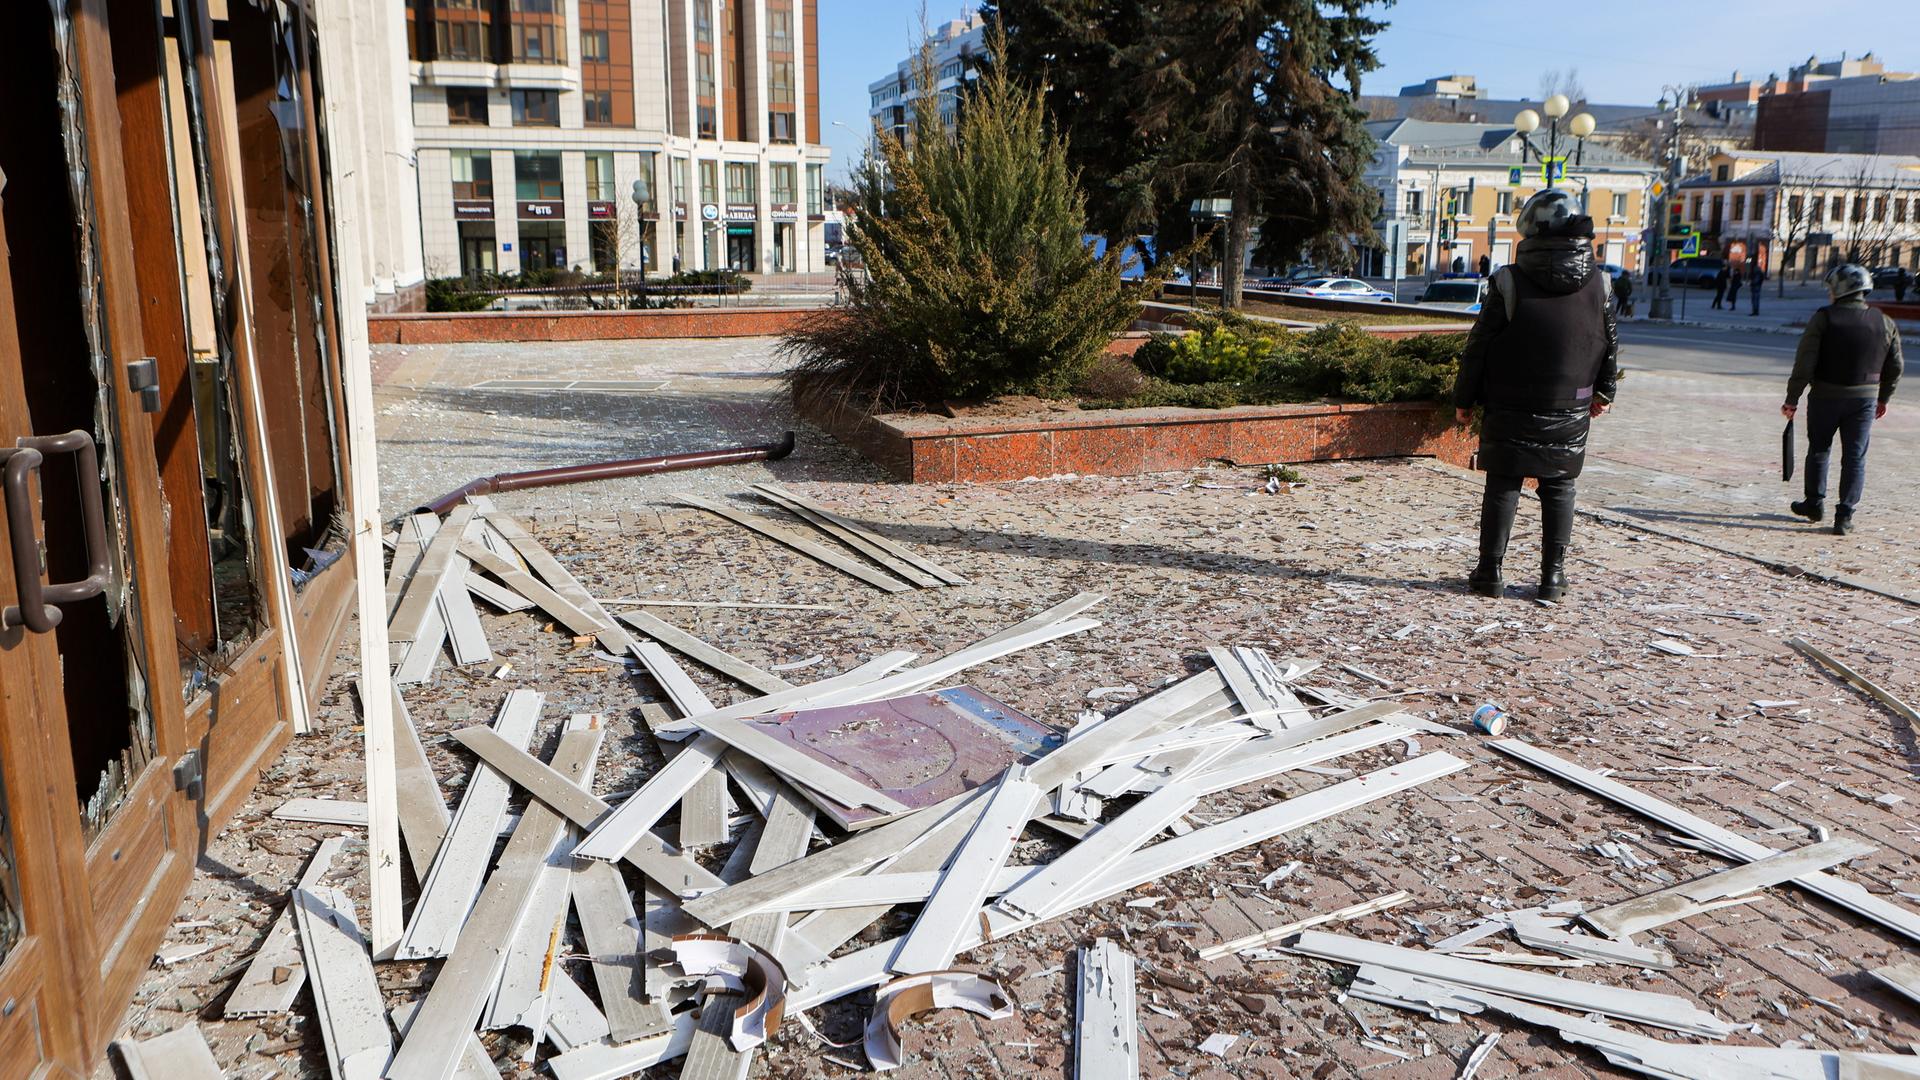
[416,430,796,516]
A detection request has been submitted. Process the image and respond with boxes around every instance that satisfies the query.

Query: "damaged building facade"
[0,0,395,1070]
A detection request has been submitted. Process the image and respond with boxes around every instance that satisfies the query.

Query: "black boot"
[1791,498,1824,522]
[1834,509,1854,536]
[1470,477,1521,597]
[1537,477,1576,603]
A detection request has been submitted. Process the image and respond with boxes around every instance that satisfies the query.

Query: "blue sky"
[816,1,1920,179]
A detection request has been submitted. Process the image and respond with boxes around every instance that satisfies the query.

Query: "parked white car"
[1284,277,1395,303]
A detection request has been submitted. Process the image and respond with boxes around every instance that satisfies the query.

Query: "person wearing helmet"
[1452,188,1619,601]
[1782,263,1902,535]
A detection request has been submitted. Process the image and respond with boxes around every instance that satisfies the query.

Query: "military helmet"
[1824,263,1872,300]
[1515,189,1582,239]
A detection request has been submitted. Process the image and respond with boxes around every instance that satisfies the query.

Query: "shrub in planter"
[425,276,495,313]
[783,27,1137,408]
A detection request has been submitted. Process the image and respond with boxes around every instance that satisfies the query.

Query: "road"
[1578,320,1918,602]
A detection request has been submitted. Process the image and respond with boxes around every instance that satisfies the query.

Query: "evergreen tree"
[995,0,1390,308]
[782,27,1135,406]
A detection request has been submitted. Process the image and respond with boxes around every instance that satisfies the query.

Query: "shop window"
[725,161,756,205]
[585,151,614,200]
[770,162,796,205]
[515,151,565,199]
[700,160,719,205]
[806,163,823,215]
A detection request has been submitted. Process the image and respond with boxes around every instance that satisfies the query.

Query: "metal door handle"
[1,430,112,633]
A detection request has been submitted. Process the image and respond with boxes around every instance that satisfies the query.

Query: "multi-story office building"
[866,14,983,145]
[405,0,830,278]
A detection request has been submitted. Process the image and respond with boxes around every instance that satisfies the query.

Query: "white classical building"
[1676,149,1920,277]
[406,0,831,278]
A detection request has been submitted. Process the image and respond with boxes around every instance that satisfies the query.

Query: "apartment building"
[405,0,830,278]
[1364,119,1658,278]
[867,14,984,144]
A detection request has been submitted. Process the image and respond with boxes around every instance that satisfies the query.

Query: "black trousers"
[1480,473,1576,560]
[1804,396,1875,512]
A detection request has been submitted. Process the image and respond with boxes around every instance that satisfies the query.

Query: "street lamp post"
[1513,95,1596,188]
[1647,85,1688,321]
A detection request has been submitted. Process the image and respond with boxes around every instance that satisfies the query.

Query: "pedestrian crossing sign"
[1507,166,1524,186]
[1681,235,1700,255]
[1541,157,1566,184]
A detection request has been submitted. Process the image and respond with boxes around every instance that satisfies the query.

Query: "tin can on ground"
[1472,703,1509,736]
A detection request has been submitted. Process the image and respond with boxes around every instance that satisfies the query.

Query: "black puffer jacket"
[1453,237,1620,479]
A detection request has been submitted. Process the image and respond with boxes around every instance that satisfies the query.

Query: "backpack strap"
[1492,266,1517,322]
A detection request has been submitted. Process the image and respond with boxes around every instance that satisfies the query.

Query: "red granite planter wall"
[368,306,812,344]
[1870,300,1920,323]
[1133,302,1470,339]
[797,389,1475,484]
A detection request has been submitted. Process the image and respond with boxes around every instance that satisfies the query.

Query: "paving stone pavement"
[114,334,1913,1078]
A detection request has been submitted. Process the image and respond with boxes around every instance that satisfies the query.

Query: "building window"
[1714,164,1729,181]
[1749,192,1764,221]
[1897,198,1909,225]
[769,111,797,143]
[770,163,796,205]
[1853,195,1867,223]
[447,87,489,125]
[1789,194,1804,221]
[635,152,657,208]
[451,149,493,199]
[433,0,490,61]
[700,160,719,205]
[1732,193,1746,221]
[1690,194,1703,221]
[770,61,795,106]
[697,106,717,139]
[511,89,559,126]
[511,21,560,63]
[581,29,609,62]
[1405,189,1422,217]
[1811,195,1824,222]
[768,9,793,52]
[584,152,614,201]
[672,157,689,206]
[725,161,757,205]
[1874,195,1888,221]
[583,91,613,125]
[695,2,712,44]
[807,163,823,215]
[697,52,716,99]
[1496,191,1513,215]
[515,151,564,199]
[1612,192,1627,217]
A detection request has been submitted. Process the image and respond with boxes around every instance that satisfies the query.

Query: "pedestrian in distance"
[1453,254,1466,275]
[1898,267,1912,302]
[1615,272,1634,318]
[1728,265,1744,309]
[1783,264,1903,536]
[1712,264,1729,309]
[1477,253,1491,278]
[1454,189,1619,602]
[1748,261,1765,315]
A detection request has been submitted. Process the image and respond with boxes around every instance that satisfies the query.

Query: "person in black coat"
[1712,264,1729,309]
[1453,189,1620,601]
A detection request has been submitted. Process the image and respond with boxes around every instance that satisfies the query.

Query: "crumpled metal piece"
[864,971,1013,1071]
[669,933,788,1051]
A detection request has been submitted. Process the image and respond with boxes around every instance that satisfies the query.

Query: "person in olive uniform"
[1453,189,1620,602]
[1784,263,1903,535]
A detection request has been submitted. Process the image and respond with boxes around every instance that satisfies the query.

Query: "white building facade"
[407,0,831,279]
[866,14,984,144]
[1677,150,1920,277]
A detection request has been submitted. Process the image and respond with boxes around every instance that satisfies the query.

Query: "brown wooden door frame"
[0,165,93,1080]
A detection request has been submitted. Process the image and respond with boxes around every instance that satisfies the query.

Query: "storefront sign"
[517,200,565,220]
[454,199,494,220]
[588,201,616,220]
[771,203,798,222]
[674,204,689,219]
[725,205,756,221]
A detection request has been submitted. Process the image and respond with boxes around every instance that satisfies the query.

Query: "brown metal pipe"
[417,431,796,516]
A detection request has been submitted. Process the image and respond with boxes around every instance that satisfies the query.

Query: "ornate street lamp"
[1515,97,1596,184]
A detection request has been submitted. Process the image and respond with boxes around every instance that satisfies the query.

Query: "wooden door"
[0,0,198,1062]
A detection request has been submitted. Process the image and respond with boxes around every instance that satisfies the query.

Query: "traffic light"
[1445,191,1460,217]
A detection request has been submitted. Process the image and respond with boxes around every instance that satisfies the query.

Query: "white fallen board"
[546,1011,699,1080]
[386,728,604,1080]
[438,561,492,666]
[891,765,1044,974]
[1872,961,1920,1009]
[687,865,1038,913]
[1582,836,1875,939]
[1505,917,1676,969]
[676,493,913,593]
[390,505,475,642]
[293,883,394,1080]
[1196,892,1413,960]
[619,610,798,696]
[448,726,724,893]
[459,541,607,638]
[571,735,728,861]
[571,857,667,1043]
[790,753,1469,1011]
[1289,929,1733,1037]
[391,1001,502,1080]
[646,650,921,740]
[1075,938,1139,1080]
[752,482,967,585]
[750,487,944,588]
[388,685,452,881]
[1491,739,1920,947]
[222,901,307,1018]
[111,1025,223,1080]
[392,603,449,684]
[398,691,541,959]
[273,798,369,826]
